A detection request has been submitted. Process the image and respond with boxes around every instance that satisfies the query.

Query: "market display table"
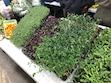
[0,0,108,82]
[0,24,108,83]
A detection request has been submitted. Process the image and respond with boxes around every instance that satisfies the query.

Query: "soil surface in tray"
[22,17,60,60]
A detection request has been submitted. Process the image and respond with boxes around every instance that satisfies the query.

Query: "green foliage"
[0,15,4,34]
[35,14,98,78]
[75,29,111,83]
[10,6,49,47]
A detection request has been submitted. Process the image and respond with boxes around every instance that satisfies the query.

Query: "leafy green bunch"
[35,14,98,78]
[10,6,50,47]
[75,28,111,83]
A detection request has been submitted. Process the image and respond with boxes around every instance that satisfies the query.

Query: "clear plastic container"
[3,19,17,38]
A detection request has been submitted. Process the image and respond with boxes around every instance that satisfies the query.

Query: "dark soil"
[22,17,60,60]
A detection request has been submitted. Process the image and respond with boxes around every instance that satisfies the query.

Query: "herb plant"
[75,28,111,83]
[22,17,60,59]
[10,6,50,47]
[35,14,98,79]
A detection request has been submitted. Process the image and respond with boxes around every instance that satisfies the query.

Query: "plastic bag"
[12,0,32,17]
[0,6,14,20]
